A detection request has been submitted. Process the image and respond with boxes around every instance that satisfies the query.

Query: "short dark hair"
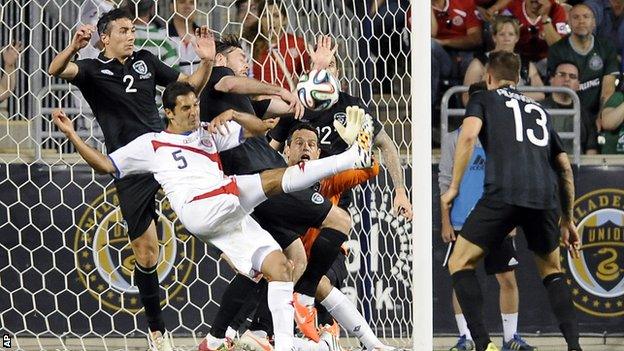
[215,35,243,55]
[551,61,580,77]
[487,51,520,83]
[97,8,133,35]
[162,82,196,111]
[286,123,318,146]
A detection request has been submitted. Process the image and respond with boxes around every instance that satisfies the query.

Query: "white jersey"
[108,121,244,213]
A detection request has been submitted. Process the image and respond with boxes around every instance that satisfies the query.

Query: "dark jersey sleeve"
[71,59,95,89]
[143,50,180,87]
[464,92,486,121]
[581,108,599,151]
[603,40,620,75]
[252,99,271,118]
[268,116,297,143]
[550,128,566,157]
[207,66,235,90]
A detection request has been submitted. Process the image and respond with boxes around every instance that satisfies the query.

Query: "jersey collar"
[97,52,136,64]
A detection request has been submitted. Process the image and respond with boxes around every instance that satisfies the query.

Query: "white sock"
[320,287,380,350]
[298,293,315,306]
[225,326,237,340]
[455,314,472,340]
[502,312,518,342]
[293,336,329,351]
[268,281,295,351]
[281,149,356,193]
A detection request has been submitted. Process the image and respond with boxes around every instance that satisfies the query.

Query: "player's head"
[485,51,520,89]
[549,61,580,91]
[215,36,249,77]
[491,16,520,52]
[569,4,595,38]
[97,8,135,58]
[260,0,288,37]
[284,123,320,165]
[162,82,200,131]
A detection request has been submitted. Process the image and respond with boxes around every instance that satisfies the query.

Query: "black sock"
[229,279,265,331]
[134,263,164,333]
[248,280,274,336]
[543,273,581,350]
[295,228,346,296]
[210,274,258,338]
[451,269,490,351]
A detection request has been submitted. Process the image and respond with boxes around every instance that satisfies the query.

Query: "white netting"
[0,0,412,349]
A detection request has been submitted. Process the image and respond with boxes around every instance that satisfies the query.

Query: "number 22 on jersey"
[505,98,549,147]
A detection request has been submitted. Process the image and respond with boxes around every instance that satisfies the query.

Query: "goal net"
[0,0,414,349]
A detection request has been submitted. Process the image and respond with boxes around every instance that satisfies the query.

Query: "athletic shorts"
[252,188,332,249]
[179,189,280,278]
[114,174,160,241]
[461,197,560,255]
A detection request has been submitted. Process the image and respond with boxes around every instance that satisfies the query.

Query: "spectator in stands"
[542,61,598,154]
[127,0,178,68]
[252,0,309,90]
[584,0,624,59]
[548,3,619,123]
[475,0,513,21]
[599,79,624,153]
[431,0,483,104]
[234,0,260,77]
[462,16,544,106]
[0,42,22,103]
[502,0,569,68]
[168,0,200,74]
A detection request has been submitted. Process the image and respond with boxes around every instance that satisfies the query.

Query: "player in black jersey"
[441,52,582,351]
[197,36,362,348]
[270,35,412,219]
[48,8,216,350]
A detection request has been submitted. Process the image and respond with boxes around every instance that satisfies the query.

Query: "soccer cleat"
[198,333,234,351]
[485,342,500,351]
[350,114,374,169]
[502,334,537,351]
[320,320,340,338]
[148,330,174,351]
[449,335,475,351]
[319,329,341,351]
[293,293,321,342]
[237,330,274,351]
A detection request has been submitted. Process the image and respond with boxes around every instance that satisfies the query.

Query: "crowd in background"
[432,0,624,155]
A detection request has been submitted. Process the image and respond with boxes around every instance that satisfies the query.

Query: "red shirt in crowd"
[433,0,482,41]
[503,0,568,61]
[252,32,310,91]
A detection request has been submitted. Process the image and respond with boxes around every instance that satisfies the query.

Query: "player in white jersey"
[52,81,373,351]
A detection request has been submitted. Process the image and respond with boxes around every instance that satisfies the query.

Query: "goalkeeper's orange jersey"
[301,161,380,257]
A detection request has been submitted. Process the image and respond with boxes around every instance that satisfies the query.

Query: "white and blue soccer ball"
[296,69,340,111]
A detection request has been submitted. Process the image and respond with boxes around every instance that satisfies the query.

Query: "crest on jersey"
[589,54,604,71]
[74,188,198,313]
[334,112,347,127]
[132,60,149,75]
[452,15,464,26]
[311,192,325,204]
[562,189,624,318]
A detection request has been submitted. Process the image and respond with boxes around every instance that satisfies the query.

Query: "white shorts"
[179,177,279,277]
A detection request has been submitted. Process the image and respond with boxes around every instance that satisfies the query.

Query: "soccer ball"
[296,69,340,111]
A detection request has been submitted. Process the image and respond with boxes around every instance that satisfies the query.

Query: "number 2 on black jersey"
[123,75,137,93]
[317,126,332,145]
[505,99,549,147]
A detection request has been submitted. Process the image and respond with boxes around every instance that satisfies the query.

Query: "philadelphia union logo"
[562,189,624,317]
[74,187,198,313]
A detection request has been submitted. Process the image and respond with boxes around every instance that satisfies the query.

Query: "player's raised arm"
[178,26,216,95]
[52,109,115,174]
[48,25,94,80]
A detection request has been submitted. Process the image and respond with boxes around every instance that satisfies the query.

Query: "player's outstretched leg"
[448,236,494,351]
[535,248,582,351]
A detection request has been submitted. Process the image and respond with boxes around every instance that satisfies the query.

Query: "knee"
[131,236,160,267]
[265,253,293,282]
[321,206,351,234]
[448,252,477,274]
[497,272,518,292]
